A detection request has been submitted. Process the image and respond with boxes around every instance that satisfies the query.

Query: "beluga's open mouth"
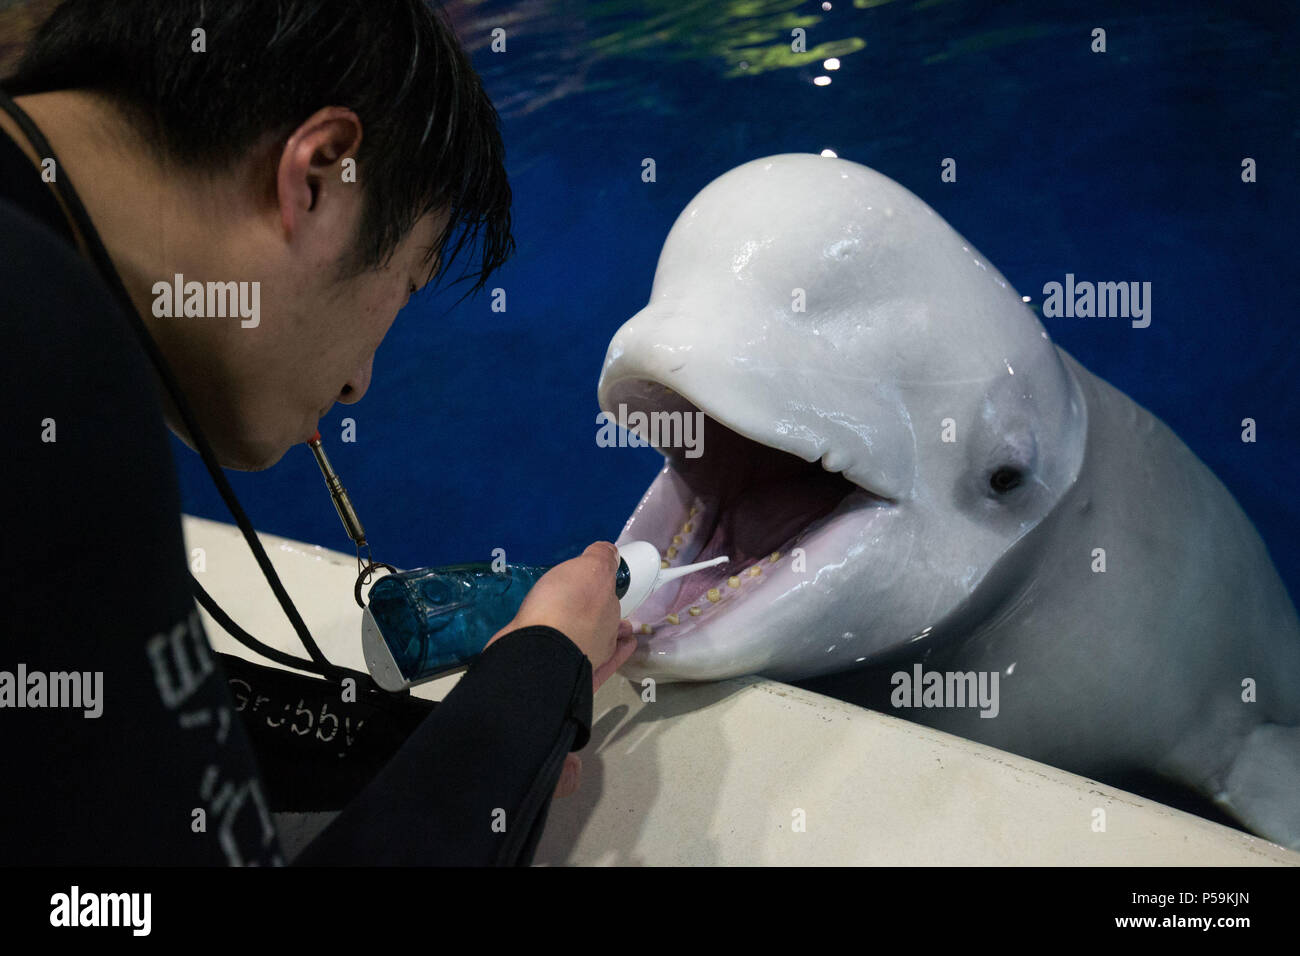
[611,381,892,644]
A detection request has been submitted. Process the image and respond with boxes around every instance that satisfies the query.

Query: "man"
[0,0,634,864]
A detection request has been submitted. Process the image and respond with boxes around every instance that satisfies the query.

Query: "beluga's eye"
[989,466,1023,494]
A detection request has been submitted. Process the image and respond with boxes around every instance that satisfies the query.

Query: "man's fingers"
[612,632,638,669]
[583,540,619,572]
[553,753,582,799]
[592,633,638,690]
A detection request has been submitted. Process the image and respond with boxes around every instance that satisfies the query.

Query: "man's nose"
[338,355,373,405]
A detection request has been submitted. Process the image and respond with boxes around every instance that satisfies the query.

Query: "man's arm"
[294,625,592,865]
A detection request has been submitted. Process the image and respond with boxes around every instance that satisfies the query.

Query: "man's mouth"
[615,385,893,639]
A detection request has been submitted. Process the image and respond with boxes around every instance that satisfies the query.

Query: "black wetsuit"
[0,120,593,865]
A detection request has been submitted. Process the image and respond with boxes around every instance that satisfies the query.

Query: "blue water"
[174,0,1300,620]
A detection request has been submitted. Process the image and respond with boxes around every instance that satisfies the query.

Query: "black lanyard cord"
[0,88,349,682]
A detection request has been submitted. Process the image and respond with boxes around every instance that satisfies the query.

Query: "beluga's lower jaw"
[596,153,1300,850]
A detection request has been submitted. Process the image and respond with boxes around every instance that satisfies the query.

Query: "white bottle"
[615,540,729,618]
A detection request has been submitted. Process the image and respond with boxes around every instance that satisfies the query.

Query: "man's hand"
[484,542,639,799]
[486,541,635,685]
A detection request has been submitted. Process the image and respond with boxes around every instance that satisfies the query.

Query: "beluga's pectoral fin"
[1218,724,1300,851]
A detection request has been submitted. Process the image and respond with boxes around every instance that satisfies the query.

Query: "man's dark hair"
[5,0,514,295]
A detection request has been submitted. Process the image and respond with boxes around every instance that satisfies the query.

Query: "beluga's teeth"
[666,613,680,625]
[727,576,741,588]
[688,606,702,616]
[706,588,721,603]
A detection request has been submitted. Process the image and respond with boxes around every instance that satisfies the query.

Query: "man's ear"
[276,106,363,242]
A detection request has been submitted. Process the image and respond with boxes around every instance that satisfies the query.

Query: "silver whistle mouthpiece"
[308,432,367,551]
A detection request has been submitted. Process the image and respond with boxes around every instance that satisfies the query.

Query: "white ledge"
[183,514,1300,866]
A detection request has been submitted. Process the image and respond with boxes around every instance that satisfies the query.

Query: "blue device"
[361,542,727,691]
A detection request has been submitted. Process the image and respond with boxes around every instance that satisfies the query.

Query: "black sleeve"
[0,199,592,866]
[295,625,593,866]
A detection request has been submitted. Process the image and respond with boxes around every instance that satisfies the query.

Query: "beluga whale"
[596,153,1300,849]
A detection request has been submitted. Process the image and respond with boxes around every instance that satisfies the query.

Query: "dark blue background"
[174,0,1300,617]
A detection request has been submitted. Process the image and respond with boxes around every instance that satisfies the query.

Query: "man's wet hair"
[5,0,514,296]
